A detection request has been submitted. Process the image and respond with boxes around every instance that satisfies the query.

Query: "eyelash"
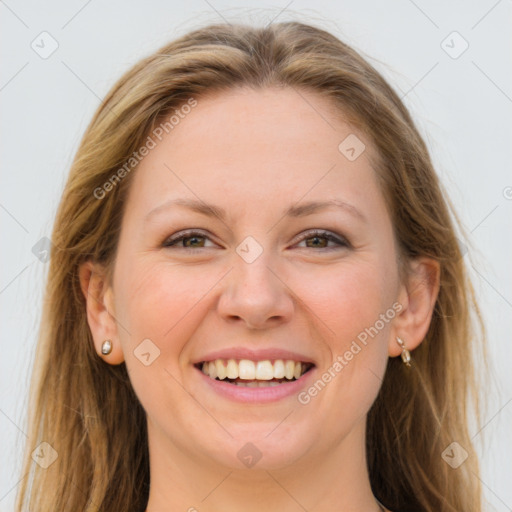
[162,229,350,252]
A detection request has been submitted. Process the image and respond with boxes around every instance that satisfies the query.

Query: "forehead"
[126,87,386,223]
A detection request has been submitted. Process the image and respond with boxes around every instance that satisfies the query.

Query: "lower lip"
[196,366,316,403]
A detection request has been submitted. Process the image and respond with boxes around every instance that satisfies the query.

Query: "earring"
[396,336,411,367]
[101,339,113,355]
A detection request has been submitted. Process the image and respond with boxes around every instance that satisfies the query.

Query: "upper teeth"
[201,359,308,380]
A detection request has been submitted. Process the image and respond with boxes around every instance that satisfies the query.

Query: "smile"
[196,359,314,387]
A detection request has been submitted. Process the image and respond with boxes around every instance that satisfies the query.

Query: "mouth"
[194,359,315,387]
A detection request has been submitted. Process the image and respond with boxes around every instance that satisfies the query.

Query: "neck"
[144,416,384,512]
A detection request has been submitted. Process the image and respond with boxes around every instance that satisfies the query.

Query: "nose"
[217,254,294,330]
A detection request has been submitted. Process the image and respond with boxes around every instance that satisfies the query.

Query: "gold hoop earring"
[396,336,411,367]
[101,339,113,355]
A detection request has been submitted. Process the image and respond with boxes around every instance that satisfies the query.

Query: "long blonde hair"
[16,21,486,512]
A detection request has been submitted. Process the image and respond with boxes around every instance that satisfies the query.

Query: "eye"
[162,228,350,252]
[295,229,350,250]
[162,230,216,250]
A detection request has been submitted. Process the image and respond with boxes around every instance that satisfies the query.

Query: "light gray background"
[1,1,511,511]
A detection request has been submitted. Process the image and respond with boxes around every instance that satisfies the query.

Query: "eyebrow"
[144,198,367,223]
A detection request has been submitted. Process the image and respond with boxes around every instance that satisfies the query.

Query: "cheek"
[289,258,397,442]
[299,258,396,352]
[115,260,224,358]
[113,261,223,416]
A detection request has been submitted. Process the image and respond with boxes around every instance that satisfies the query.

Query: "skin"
[80,87,440,512]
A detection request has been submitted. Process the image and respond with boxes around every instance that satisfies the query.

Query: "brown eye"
[297,230,349,250]
[163,230,214,249]
[305,235,329,248]
[182,235,206,247]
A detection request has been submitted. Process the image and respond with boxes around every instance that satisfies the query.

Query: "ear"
[389,257,440,358]
[78,260,125,365]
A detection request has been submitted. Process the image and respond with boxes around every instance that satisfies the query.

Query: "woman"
[16,21,486,512]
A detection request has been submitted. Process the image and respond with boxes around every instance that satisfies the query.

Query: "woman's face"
[107,87,406,470]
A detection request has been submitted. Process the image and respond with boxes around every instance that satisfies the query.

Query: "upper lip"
[193,347,316,365]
